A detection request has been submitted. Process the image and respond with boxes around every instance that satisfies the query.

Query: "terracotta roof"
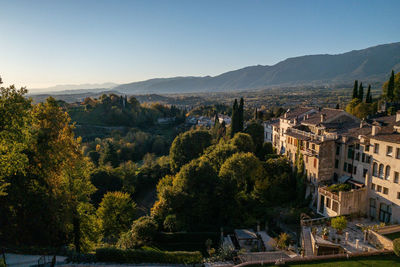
[302,108,345,125]
[281,107,315,120]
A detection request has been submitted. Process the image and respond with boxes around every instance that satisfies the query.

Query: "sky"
[1,0,399,90]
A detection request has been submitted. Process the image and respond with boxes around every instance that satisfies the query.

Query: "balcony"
[288,128,338,142]
[318,185,367,217]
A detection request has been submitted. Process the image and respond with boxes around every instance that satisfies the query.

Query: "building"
[270,106,400,223]
[263,119,279,143]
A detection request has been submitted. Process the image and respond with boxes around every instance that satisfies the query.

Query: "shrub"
[95,247,202,264]
[131,216,158,246]
[275,232,290,250]
[331,216,347,233]
[394,238,400,257]
[327,184,351,193]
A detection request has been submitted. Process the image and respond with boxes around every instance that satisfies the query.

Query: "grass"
[383,231,400,241]
[249,255,400,267]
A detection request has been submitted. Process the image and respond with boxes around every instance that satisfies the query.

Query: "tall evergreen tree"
[366,85,372,103]
[352,80,358,99]
[387,70,395,101]
[254,108,258,120]
[358,82,364,101]
[238,98,244,132]
[230,99,239,138]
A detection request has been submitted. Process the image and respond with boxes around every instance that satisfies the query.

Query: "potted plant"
[331,216,347,235]
[322,227,329,240]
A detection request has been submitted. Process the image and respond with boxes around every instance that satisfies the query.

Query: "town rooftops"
[281,107,316,120]
[301,108,347,126]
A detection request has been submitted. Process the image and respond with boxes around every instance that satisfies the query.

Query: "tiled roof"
[302,108,345,125]
[281,107,315,120]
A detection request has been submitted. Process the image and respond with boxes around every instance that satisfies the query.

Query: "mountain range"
[33,42,400,95]
[114,42,400,94]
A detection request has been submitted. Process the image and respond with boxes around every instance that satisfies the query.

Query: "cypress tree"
[366,85,372,103]
[388,70,395,101]
[238,98,244,131]
[352,80,358,99]
[335,103,340,109]
[231,99,239,138]
[358,82,364,101]
[254,108,258,120]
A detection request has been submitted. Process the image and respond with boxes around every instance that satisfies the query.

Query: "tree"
[238,98,244,132]
[365,85,372,103]
[219,152,266,194]
[97,191,136,242]
[358,82,364,101]
[152,159,220,231]
[0,85,31,196]
[169,130,212,173]
[352,80,358,99]
[331,216,347,234]
[130,216,158,246]
[387,70,395,101]
[230,99,239,138]
[275,232,290,250]
[100,141,119,167]
[230,132,255,153]
[201,142,238,171]
[244,121,264,157]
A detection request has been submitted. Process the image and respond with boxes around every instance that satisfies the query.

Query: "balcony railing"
[318,187,340,201]
[288,128,338,141]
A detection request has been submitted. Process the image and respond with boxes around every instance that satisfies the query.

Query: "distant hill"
[31,82,118,94]
[115,42,400,94]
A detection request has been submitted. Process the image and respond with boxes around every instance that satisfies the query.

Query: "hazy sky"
[1,0,399,90]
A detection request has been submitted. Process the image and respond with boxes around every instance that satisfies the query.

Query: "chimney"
[372,125,381,136]
[396,111,400,122]
[320,114,326,122]
[284,113,288,118]
[360,119,365,129]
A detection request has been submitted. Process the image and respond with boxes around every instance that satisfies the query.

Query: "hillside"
[115,42,400,94]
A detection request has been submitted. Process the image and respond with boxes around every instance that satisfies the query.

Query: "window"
[379,203,392,223]
[312,144,315,150]
[366,155,371,164]
[306,156,308,163]
[314,158,317,168]
[385,165,391,180]
[335,159,339,168]
[344,162,348,172]
[355,152,360,161]
[356,143,360,150]
[395,172,399,183]
[336,145,340,155]
[366,145,370,152]
[383,187,389,195]
[348,146,354,159]
[398,192,400,200]
[363,168,368,178]
[374,143,380,154]
[387,146,393,157]
[377,185,382,192]
[371,183,376,190]
[397,148,400,159]
[379,164,384,179]
[326,197,331,208]
[373,163,378,177]
[370,198,376,219]
[362,153,366,162]
[347,163,353,173]
[353,166,357,175]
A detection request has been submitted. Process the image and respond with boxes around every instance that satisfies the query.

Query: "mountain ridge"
[114,42,400,94]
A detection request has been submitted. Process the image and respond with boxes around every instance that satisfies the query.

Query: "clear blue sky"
[1,0,399,90]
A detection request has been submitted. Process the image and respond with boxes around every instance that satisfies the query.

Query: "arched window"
[373,163,378,177]
[379,164,384,179]
[385,165,391,180]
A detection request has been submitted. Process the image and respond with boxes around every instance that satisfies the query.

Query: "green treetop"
[352,80,358,99]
